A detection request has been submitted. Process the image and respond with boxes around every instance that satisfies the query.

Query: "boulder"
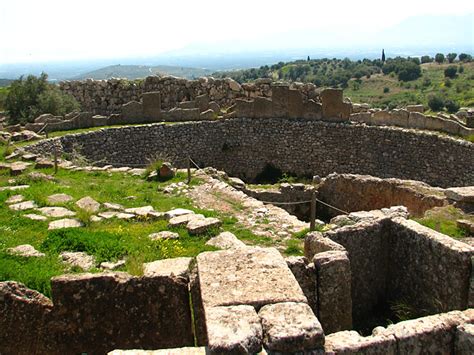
[7,244,45,258]
[76,196,101,213]
[169,214,204,228]
[186,217,221,235]
[445,186,474,203]
[143,257,192,279]
[47,193,73,204]
[159,162,175,179]
[148,231,180,240]
[34,159,54,169]
[206,232,246,249]
[59,251,96,270]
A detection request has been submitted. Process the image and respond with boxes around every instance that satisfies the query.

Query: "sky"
[0,0,473,64]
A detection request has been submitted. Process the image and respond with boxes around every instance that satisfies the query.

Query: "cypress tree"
[382,49,386,62]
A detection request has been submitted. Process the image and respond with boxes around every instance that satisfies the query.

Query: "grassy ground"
[345,62,474,109]
[413,205,473,239]
[0,153,264,297]
[0,86,9,111]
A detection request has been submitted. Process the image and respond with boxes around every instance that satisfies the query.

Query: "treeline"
[214,52,473,88]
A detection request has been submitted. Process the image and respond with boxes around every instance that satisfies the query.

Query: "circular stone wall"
[27,118,474,187]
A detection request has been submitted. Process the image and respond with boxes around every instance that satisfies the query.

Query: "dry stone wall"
[59,77,320,115]
[26,118,474,188]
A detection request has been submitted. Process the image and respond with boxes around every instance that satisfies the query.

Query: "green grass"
[0,158,260,297]
[413,205,472,239]
[345,62,474,110]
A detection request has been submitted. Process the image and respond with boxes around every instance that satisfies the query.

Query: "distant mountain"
[74,64,214,80]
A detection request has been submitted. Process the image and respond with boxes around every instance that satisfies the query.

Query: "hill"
[0,79,12,87]
[74,64,214,80]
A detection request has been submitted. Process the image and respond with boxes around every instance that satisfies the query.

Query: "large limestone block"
[288,89,304,119]
[196,247,307,309]
[445,186,474,203]
[324,330,397,354]
[286,256,318,315]
[304,231,345,261]
[142,92,161,120]
[258,302,325,352]
[455,323,474,355]
[76,196,100,213]
[271,85,289,117]
[38,207,76,218]
[206,231,246,250]
[321,89,351,120]
[143,257,192,279]
[109,348,206,355]
[186,217,221,235]
[122,100,143,118]
[253,97,273,118]
[205,305,262,354]
[47,193,73,204]
[314,250,352,333]
[408,112,427,129]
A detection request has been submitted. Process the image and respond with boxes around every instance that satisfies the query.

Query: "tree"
[5,73,79,124]
[397,61,421,81]
[382,49,386,62]
[445,99,460,113]
[307,56,310,61]
[421,55,432,64]
[435,53,445,64]
[446,53,457,63]
[427,94,445,111]
[444,65,457,78]
[458,53,472,62]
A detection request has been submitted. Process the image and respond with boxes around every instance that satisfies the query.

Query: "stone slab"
[7,244,45,257]
[206,231,246,249]
[9,200,37,211]
[258,302,324,352]
[48,218,83,230]
[445,186,474,203]
[196,247,307,309]
[186,217,221,235]
[143,257,192,279]
[47,193,73,204]
[38,207,76,218]
[76,196,100,212]
[205,305,262,354]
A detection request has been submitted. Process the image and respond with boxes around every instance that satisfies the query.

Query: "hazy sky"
[1,0,473,63]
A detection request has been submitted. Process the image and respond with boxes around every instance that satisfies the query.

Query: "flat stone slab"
[206,305,263,354]
[143,257,192,279]
[7,244,45,257]
[5,194,24,204]
[10,162,31,176]
[197,247,307,308]
[76,196,101,212]
[23,213,48,221]
[445,186,474,203]
[206,232,246,249]
[165,208,194,219]
[60,251,96,270]
[21,153,38,161]
[116,212,135,220]
[98,211,119,219]
[9,200,37,211]
[125,205,156,217]
[34,159,54,169]
[187,217,221,235]
[47,193,73,204]
[258,302,325,352]
[0,185,29,191]
[100,260,126,270]
[103,202,124,211]
[48,218,83,230]
[169,214,204,228]
[148,231,180,240]
[38,207,76,218]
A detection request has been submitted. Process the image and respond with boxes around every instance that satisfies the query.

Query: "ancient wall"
[25,118,474,188]
[59,77,320,115]
[0,272,193,354]
[317,173,448,218]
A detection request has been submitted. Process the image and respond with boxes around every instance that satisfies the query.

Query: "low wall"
[317,173,448,218]
[59,77,320,115]
[25,118,474,188]
[0,272,193,354]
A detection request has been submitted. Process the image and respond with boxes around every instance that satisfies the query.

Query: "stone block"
[321,89,351,121]
[142,92,161,120]
[408,111,427,129]
[195,94,209,113]
[271,85,289,117]
[406,104,424,113]
[445,186,474,203]
[234,98,254,118]
[254,97,273,118]
[455,323,474,355]
[259,302,324,352]
[302,99,323,119]
[286,256,318,314]
[143,257,192,279]
[205,305,262,354]
[372,110,392,125]
[314,250,352,333]
[288,89,304,119]
[304,231,346,260]
[324,330,397,354]
[121,100,143,118]
[196,247,307,309]
[391,109,409,127]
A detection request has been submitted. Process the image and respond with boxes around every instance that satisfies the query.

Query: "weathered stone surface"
[100,260,126,270]
[125,205,155,217]
[60,251,96,270]
[104,202,124,210]
[142,91,162,120]
[38,206,76,218]
[205,305,262,354]
[406,104,424,113]
[0,184,29,191]
[10,161,31,176]
[24,213,48,221]
[148,231,180,240]
[7,244,45,257]
[206,231,246,249]
[9,200,37,211]
[47,193,73,204]
[76,196,100,212]
[321,88,351,120]
[314,250,353,333]
[259,302,325,352]
[159,162,175,179]
[455,323,474,355]
[186,217,221,235]
[108,348,206,355]
[143,257,192,279]
[197,247,307,309]
[324,330,397,354]
[116,212,135,220]
[286,256,318,315]
[21,153,38,161]
[5,194,24,204]
[35,159,54,169]
[445,186,474,203]
[304,231,346,261]
[169,213,204,228]
[98,211,119,219]
[165,208,195,219]
[48,218,83,230]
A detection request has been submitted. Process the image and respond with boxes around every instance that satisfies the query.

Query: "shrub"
[445,100,460,113]
[422,77,431,87]
[383,87,390,93]
[459,65,464,74]
[458,53,472,62]
[5,73,79,124]
[444,65,457,78]
[434,53,445,64]
[427,94,445,111]
[444,78,452,88]
[420,55,432,64]
[397,61,421,81]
